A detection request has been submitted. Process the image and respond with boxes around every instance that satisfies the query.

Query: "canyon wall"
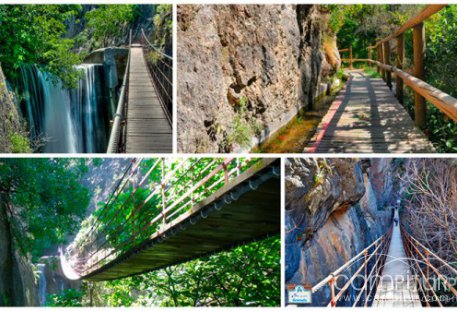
[177,5,340,152]
[0,66,30,153]
[0,198,38,306]
[285,158,400,306]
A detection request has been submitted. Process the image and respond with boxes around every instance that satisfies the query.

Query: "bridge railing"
[338,47,353,69]
[310,225,393,307]
[340,5,457,127]
[401,226,457,306]
[107,29,132,153]
[65,158,273,277]
[141,29,173,122]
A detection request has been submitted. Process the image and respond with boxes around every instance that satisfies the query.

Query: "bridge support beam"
[376,46,381,74]
[413,22,426,127]
[396,34,404,104]
[383,41,392,89]
[349,46,353,70]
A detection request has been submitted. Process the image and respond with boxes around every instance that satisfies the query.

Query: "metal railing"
[64,158,273,277]
[401,226,457,306]
[310,225,393,307]
[141,28,173,122]
[107,30,132,153]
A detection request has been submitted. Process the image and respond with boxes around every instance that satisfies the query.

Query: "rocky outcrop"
[177,5,339,152]
[285,159,394,306]
[0,65,30,153]
[0,198,39,306]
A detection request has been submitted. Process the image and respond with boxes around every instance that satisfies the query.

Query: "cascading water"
[19,64,111,153]
[37,263,47,306]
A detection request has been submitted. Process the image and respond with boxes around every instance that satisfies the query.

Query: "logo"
[287,284,312,304]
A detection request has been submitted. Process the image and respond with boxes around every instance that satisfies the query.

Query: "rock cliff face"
[0,198,39,306]
[0,66,30,153]
[177,5,339,152]
[285,158,398,306]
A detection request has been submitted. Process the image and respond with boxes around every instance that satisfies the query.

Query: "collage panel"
[177,4,457,154]
[285,157,457,306]
[0,157,280,306]
[0,4,173,154]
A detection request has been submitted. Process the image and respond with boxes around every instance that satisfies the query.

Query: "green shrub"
[9,132,31,153]
[47,289,83,307]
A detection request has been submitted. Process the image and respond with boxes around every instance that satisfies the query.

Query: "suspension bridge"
[300,211,457,307]
[107,29,173,153]
[61,158,280,281]
[306,5,457,153]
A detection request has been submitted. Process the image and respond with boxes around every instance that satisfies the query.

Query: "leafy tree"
[47,289,83,306]
[0,5,83,87]
[85,5,136,47]
[95,237,280,307]
[0,158,91,260]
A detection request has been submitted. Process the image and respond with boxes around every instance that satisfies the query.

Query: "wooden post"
[349,46,353,70]
[376,46,381,74]
[383,41,392,89]
[368,48,372,67]
[396,34,404,104]
[414,22,426,127]
[379,45,385,81]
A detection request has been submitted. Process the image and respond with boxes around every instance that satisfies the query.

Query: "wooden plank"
[126,47,172,153]
[306,71,435,153]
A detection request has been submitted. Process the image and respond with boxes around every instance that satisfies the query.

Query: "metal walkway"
[306,70,435,153]
[126,45,172,153]
[373,210,422,307]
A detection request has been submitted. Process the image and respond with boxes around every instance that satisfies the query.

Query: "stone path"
[126,45,172,153]
[305,70,435,153]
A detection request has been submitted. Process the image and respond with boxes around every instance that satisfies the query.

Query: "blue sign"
[288,284,312,304]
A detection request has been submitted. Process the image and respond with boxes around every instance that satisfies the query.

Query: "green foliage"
[227,97,263,150]
[85,5,136,47]
[47,289,83,306]
[333,5,423,58]
[8,132,31,153]
[0,5,83,87]
[0,158,90,260]
[421,5,457,152]
[151,4,172,49]
[98,237,280,307]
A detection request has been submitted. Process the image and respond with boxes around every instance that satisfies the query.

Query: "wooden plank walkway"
[83,159,280,281]
[305,70,435,153]
[372,210,422,307]
[126,45,172,153]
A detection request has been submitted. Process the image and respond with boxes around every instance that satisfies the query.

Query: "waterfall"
[37,263,47,306]
[19,64,110,153]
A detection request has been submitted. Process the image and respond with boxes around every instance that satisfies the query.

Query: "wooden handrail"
[340,58,457,121]
[374,5,446,48]
[340,4,457,125]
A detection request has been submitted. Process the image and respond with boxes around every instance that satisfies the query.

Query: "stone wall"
[177,5,339,152]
